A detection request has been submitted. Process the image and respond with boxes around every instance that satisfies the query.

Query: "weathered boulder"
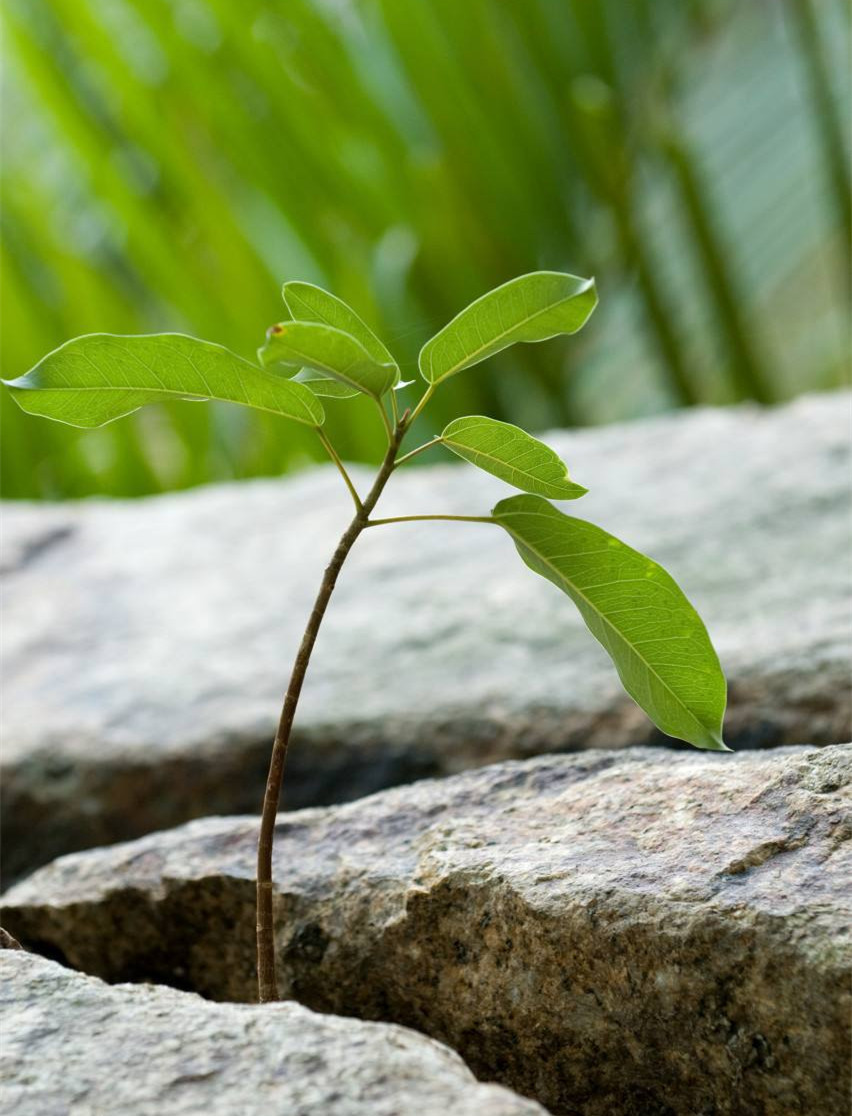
[0,950,547,1116]
[2,392,850,880]
[4,743,849,1116]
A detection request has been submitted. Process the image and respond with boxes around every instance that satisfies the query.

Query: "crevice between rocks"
[5,866,846,1116]
[6,693,848,888]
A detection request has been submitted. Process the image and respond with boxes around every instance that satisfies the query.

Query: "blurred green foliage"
[2,0,849,499]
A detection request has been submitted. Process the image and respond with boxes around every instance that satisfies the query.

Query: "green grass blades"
[260,322,397,400]
[4,333,325,429]
[441,415,587,499]
[282,282,399,373]
[419,272,598,385]
[492,494,727,750]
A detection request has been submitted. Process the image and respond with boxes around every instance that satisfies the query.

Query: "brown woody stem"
[256,422,406,1002]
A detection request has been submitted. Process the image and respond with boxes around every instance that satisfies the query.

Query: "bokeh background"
[2,0,849,499]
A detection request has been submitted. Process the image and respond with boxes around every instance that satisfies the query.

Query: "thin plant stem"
[390,387,399,425]
[374,397,394,444]
[394,437,443,467]
[256,422,406,1003]
[406,383,435,427]
[367,513,496,528]
[316,429,363,512]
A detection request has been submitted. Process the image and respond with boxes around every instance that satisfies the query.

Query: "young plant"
[3,271,728,1002]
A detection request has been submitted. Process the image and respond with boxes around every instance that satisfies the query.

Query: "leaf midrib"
[498,510,717,743]
[13,380,319,423]
[285,286,396,368]
[14,353,320,423]
[428,286,587,382]
[443,431,573,490]
[274,335,391,397]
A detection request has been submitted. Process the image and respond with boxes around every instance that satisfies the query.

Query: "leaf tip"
[704,729,732,752]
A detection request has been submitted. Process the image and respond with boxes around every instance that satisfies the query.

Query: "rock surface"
[0,950,547,1116]
[5,743,850,1116]
[2,392,850,880]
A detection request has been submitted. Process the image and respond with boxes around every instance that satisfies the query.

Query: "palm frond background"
[2,0,848,498]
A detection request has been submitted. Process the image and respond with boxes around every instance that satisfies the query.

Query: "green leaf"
[282,281,398,372]
[3,333,325,429]
[492,494,727,751]
[257,320,301,376]
[260,322,397,400]
[292,367,360,399]
[419,271,598,385]
[441,415,587,499]
[264,284,389,399]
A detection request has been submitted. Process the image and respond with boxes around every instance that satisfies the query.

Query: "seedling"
[3,271,728,1002]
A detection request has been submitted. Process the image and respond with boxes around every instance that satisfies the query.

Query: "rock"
[0,952,546,1116]
[4,744,849,1116]
[0,927,22,949]
[2,392,850,880]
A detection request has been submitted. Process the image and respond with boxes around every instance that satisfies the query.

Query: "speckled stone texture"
[4,743,849,1115]
[2,392,850,882]
[0,951,548,1116]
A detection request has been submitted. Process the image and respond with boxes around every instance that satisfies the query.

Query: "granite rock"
[5,743,849,1115]
[3,392,850,880]
[0,950,547,1116]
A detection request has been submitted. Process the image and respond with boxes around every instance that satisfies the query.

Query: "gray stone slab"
[0,951,546,1116]
[5,743,849,1116]
[2,392,850,880]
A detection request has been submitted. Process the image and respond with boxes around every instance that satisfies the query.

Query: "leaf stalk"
[394,436,443,467]
[366,513,495,528]
[406,382,435,426]
[316,429,363,512]
[375,397,394,444]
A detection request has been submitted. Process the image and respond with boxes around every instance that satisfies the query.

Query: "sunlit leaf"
[283,281,399,374]
[419,271,598,384]
[260,322,397,400]
[492,494,727,751]
[3,333,325,429]
[441,415,586,499]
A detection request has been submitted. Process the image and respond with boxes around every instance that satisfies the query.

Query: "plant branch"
[394,436,443,467]
[316,429,363,512]
[366,513,495,528]
[256,422,406,1003]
